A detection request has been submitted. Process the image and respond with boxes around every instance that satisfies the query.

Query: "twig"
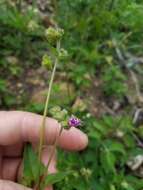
[133,133,143,149]
[133,108,143,124]
[112,39,125,63]
[129,70,143,103]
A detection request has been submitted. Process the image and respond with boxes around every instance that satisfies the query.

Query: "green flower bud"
[27,20,39,32]
[80,168,92,179]
[49,106,61,114]
[60,120,68,127]
[54,109,68,121]
[45,27,64,44]
[59,48,68,61]
[49,106,69,127]
[42,54,52,69]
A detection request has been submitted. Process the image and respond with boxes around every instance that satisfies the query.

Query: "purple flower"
[68,116,81,127]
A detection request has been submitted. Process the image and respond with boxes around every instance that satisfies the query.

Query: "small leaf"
[42,172,68,188]
[105,151,116,173]
[22,144,46,187]
[93,120,106,134]
[101,149,116,173]
[88,130,102,140]
[105,140,125,155]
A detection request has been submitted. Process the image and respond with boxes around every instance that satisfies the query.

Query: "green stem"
[17,0,22,12]
[38,40,61,161]
[46,126,63,171]
[109,0,115,11]
[39,127,64,189]
[53,0,58,16]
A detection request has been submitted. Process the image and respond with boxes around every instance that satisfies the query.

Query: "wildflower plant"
[21,27,81,190]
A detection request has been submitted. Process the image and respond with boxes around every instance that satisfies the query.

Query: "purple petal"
[68,116,81,127]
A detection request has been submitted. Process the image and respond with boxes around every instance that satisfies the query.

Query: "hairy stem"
[38,40,61,161]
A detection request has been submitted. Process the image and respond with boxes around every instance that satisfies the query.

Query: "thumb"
[0,180,32,190]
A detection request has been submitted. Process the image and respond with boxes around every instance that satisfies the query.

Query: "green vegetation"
[1,0,143,189]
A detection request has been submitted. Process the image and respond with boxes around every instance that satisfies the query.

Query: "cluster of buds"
[80,167,92,180]
[43,27,81,128]
[49,106,82,129]
[45,27,64,45]
[42,27,68,70]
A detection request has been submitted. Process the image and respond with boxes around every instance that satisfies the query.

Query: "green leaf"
[42,172,68,188]
[105,140,125,155]
[101,149,116,173]
[22,143,46,187]
[88,130,102,140]
[93,120,106,134]
[0,79,7,92]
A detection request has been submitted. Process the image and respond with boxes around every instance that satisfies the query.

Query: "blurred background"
[1,0,143,189]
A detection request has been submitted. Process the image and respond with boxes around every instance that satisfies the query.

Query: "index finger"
[0,111,88,151]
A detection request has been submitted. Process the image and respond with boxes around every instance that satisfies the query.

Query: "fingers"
[59,127,88,151]
[2,147,56,180]
[3,144,23,157]
[0,180,32,190]
[0,148,2,178]
[2,158,21,181]
[0,111,88,151]
[2,146,56,185]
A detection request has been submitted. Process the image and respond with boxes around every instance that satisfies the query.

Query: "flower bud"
[49,107,68,127]
[49,106,61,115]
[80,168,92,179]
[42,54,52,69]
[58,48,68,61]
[27,20,39,32]
[45,27,64,44]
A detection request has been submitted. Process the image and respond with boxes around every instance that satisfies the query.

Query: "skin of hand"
[0,111,88,190]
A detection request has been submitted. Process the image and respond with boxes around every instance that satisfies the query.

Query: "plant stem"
[38,40,61,161]
[39,126,64,189]
[17,0,22,12]
[53,0,58,16]
[46,126,63,172]
[109,0,116,11]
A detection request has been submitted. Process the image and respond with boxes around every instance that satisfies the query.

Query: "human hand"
[0,111,88,190]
